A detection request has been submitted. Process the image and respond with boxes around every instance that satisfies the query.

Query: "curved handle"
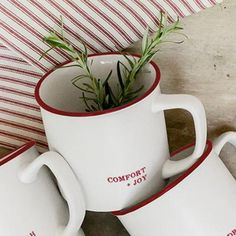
[213,131,236,155]
[19,151,86,236]
[152,94,207,179]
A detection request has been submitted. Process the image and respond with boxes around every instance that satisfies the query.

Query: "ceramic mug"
[113,131,236,236]
[35,52,207,211]
[0,141,85,236]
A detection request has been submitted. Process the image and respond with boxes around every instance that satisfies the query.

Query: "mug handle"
[19,151,86,236]
[213,131,236,155]
[152,94,207,179]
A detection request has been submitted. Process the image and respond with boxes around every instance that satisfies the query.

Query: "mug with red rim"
[35,52,207,211]
[0,141,85,236]
[113,131,236,236]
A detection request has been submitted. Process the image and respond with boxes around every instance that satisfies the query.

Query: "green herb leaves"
[41,12,185,112]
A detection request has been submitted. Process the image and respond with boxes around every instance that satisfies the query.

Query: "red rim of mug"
[112,140,213,216]
[34,52,161,117]
[0,141,35,166]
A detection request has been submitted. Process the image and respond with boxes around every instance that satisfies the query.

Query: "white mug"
[113,131,236,236]
[0,141,85,236]
[35,52,207,211]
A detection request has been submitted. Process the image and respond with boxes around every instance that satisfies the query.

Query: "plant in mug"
[41,13,185,112]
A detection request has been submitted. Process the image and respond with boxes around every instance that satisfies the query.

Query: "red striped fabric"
[0,45,47,152]
[0,0,222,151]
[0,0,222,72]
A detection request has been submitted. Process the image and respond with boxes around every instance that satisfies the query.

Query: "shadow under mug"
[0,141,85,236]
[35,52,207,211]
[113,131,236,236]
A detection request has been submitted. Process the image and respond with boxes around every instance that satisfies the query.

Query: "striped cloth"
[0,0,222,151]
[0,43,47,152]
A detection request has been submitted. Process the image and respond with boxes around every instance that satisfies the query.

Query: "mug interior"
[112,140,213,216]
[0,141,35,166]
[35,53,160,116]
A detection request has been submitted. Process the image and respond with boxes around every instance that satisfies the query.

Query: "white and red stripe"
[0,45,47,152]
[0,0,222,73]
[0,0,222,152]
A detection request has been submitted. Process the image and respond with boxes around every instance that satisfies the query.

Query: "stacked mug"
[0,141,86,236]
[1,53,236,236]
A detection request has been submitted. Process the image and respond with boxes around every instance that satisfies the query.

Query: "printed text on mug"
[28,231,36,236]
[107,167,147,187]
[227,228,236,236]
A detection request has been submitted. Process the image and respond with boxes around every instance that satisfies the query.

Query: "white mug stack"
[1,53,236,236]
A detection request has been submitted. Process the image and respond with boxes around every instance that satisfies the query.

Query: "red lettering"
[226,229,236,236]
[125,174,131,180]
[118,176,125,182]
[130,172,136,178]
[113,177,118,182]
[137,178,142,183]
[140,167,146,173]
[107,167,147,184]
[107,177,113,183]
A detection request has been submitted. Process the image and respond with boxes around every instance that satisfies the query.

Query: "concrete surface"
[1,0,236,235]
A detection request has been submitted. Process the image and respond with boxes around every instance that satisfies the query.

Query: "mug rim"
[34,52,161,117]
[112,140,213,216]
[0,141,35,166]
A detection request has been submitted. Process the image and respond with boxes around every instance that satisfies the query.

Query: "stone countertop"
[1,1,236,235]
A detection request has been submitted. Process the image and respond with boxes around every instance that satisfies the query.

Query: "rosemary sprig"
[116,13,186,105]
[42,22,112,111]
[41,13,185,111]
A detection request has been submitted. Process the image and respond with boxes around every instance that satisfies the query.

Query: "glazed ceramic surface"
[113,132,236,236]
[0,141,85,236]
[35,53,206,211]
